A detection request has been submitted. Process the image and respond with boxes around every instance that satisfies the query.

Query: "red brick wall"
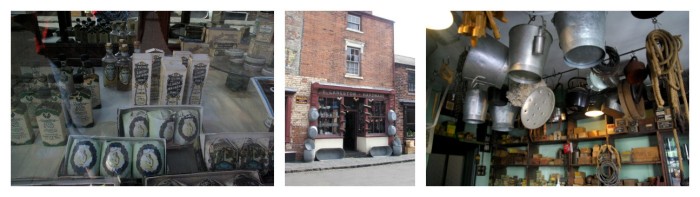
[299,11,395,89]
[393,63,415,141]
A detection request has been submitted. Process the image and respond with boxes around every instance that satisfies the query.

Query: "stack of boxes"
[578,147,592,165]
[574,171,586,186]
[132,49,210,106]
[247,12,274,77]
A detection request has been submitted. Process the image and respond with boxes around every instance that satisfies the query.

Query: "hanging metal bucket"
[588,71,619,92]
[552,11,607,69]
[490,103,519,132]
[463,87,488,124]
[461,35,509,87]
[507,24,553,84]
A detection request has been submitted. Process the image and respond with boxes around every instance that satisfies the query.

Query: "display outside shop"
[11,11,275,186]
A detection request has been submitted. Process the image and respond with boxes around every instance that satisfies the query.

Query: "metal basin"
[463,87,488,124]
[369,146,393,157]
[552,11,607,69]
[315,148,345,161]
[507,24,553,84]
[461,35,509,87]
[490,103,519,132]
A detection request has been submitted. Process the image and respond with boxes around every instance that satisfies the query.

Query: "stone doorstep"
[285,156,415,173]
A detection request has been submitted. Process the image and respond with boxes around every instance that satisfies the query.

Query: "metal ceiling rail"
[542,46,647,79]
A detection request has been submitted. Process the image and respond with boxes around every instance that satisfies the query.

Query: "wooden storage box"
[578,156,592,165]
[621,151,632,162]
[632,146,660,162]
[623,179,638,186]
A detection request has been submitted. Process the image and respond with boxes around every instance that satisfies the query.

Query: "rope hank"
[596,144,621,186]
[645,29,688,121]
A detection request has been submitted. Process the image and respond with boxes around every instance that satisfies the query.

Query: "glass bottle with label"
[35,89,68,146]
[11,97,35,145]
[69,76,94,128]
[126,22,136,44]
[102,43,118,88]
[117,44,132,91]
[109,22,121,44]
[18,88,40,128]
[55,54,75,97]
[80,54,101,109]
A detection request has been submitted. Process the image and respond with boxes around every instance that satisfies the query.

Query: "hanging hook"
[471,76,484,88]
[540,15,546,28]
[527,14,536,24]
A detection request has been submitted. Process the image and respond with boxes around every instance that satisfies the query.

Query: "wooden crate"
[404,146,415,154]
[623,179,638,186]
[632,146,660,162]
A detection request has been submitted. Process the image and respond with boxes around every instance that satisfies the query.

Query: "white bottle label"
[69,93,93,127]
[36,108,67,145]
[104,63,116,81]
[11,111,32,144]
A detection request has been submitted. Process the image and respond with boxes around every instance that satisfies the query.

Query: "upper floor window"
[408,70,415,93]
[346,46,361,76]
[347,14,361,31]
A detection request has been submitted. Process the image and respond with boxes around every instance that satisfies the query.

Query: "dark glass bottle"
[117,44,132,91]
[102,43,118,88]
[80,54,101,109]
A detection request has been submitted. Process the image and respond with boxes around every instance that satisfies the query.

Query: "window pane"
[408,71,415,93]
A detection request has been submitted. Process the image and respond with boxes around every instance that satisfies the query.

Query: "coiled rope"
[645,29,688,119]
[592,46,620,74]
[596,144,621,186]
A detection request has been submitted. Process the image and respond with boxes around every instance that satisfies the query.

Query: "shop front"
[305,82,396,160]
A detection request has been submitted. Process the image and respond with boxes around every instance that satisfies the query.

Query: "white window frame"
[345,39,365,79]
[346,14,363,33]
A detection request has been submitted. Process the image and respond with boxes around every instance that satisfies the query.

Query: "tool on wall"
[596,144,621,186]
[457,11,508,47]
[645,27,688,131]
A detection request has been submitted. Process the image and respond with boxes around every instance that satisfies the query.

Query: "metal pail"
[463,87,488,124]
[490,103,519,132]
[552,11,607,69]
[462,35,509,87]
[507,24,553,84]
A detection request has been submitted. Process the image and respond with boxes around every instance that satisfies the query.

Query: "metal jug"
[552,11,607,69]
[490,103,519,132]
[461,35,509,87]
[463,86,488,124]
[566,77,589,112]
[507,24,553,84]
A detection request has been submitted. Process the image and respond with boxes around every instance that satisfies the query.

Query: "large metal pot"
[552,11,607,69]
[461,35,509,87]
[490,103,519,132]
[587,71,618,92]
[463,87,488,124]
[566,77,589,111]
[507,24,553,84]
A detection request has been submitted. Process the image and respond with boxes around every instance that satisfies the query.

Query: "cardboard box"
[587,130,599,137]
[574,127,586,134]
[254,21,273,43]
[131,53,152,106]
[204,27,244,45]
[160,57,187,105]
[172,51,193,104]
[248,41,273,65]
[209,42,237,57]
[574,177,585,185]
[632,146,660,162]
[623,179,638,186]
[621,151,632,162]
[186,54,210,105]
[117,105,203,149]
[404,146,415,154]
[180,41,210,54]
[145,49,165,105]
[578,156,592,165]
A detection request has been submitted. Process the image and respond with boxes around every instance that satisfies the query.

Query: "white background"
[2,0,697,195]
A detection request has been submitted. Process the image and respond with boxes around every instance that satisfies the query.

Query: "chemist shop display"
[426,11,688,186]
[11,11,275,186]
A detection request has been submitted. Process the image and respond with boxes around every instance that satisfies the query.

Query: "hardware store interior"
[426,11,689,186]
[10,11,274,186]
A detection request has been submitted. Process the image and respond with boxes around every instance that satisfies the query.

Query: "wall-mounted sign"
[295,96,309,104]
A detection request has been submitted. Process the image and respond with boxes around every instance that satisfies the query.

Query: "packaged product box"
[254,21,273,43]
[131,53,152,106]
[160,57,187,105]
[632,146,660,162]
[180,41,210,54]
[248,41,273,65]
[146,49,165,104]
[172,51,193,103]
[209,41,237,57]
[186,54,210,105]
[204,27,244,45]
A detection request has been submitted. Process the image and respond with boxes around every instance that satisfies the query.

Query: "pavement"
[286,161,415,186]
[285,154,415,173]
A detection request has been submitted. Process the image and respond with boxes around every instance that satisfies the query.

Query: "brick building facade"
[393,55,415,146]
[285,11,399,161]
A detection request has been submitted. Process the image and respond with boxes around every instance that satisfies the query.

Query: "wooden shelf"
[492,164,527,168]
[493,142,528,148]
[609,131,657,139]
[622,161,662,165]
[570,164,597,167]
[528,164,567,167]
[531,139,567,145]
[570,136,607,142]
[433,135,487,146]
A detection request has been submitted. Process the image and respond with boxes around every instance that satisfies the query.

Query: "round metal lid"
[520,87,555,129]
[304,139,315,150]
[307,126,318,139]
